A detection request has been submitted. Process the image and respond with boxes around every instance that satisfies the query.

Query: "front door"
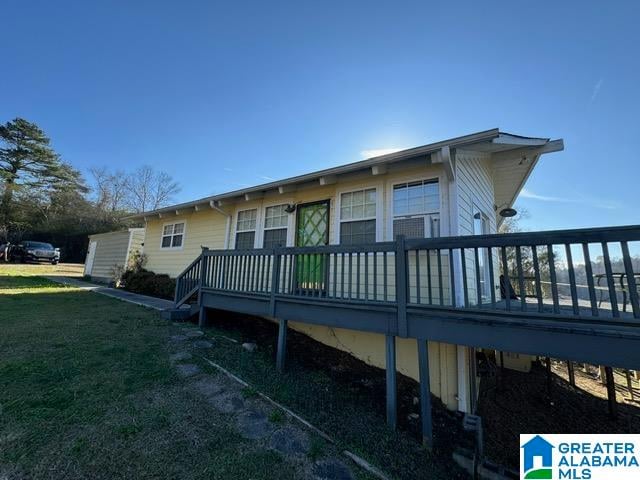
[295,200,330,293]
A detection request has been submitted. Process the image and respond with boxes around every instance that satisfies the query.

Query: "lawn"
[0,265,467,479]
[0,269,321,479]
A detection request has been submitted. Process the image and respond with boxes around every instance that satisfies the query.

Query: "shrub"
[120,268,175,300]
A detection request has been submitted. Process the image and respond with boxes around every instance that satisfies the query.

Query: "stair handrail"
[174,253,203,307]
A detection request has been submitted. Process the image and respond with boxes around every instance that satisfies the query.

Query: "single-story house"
[126,128,565,414]
[84,228,145,284]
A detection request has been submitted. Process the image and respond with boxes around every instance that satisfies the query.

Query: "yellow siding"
[144,209,228,277]
[143,162,468,410]
[289,323,460,410]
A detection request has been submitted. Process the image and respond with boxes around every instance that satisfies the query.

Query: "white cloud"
[519,187,619,210]
[259,175,275,181]
[590,78,603,103]
[360,147,406,159]
[519,188,567,202]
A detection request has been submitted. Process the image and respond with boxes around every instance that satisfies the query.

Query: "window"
[161,222,185,249]
[235,209,257,249]
[263,204,288,248]
[392,180,440,239]
[339,188,376,245]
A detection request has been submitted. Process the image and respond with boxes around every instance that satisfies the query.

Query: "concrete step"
[161,305,196,322]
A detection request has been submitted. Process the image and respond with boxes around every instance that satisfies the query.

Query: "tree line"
[0,118,180,261]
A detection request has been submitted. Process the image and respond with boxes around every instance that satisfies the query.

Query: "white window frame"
[160,220,187,250]
[388,176,442,240]
[473,203,492,301]
[334,183,383,245]
[258,201,294,248]
[233,208,258,249]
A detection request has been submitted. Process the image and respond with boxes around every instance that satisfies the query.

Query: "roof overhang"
[126,129,563,221]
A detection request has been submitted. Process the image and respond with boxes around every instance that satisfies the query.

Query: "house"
[127,128,561,408]
[126,128,640,445]
[84,228,145,284]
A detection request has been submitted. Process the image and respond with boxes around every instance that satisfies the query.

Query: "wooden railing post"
[198,248,209,327]
[270,249,281,318]
[395,236,408,337]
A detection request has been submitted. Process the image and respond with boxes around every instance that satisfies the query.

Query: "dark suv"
[10,241,60,264]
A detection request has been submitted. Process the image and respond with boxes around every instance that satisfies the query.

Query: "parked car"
[9,241,60,264]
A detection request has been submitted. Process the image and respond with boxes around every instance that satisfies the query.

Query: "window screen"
[263,228,287,248]
[235,231,255,250]
[340,219,376,245]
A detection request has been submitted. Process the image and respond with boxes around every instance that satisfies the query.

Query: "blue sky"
[2,1,638,231]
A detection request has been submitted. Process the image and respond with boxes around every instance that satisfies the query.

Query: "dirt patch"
[478,359,640,469]
[205,310,472,458]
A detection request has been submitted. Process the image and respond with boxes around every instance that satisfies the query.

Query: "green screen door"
[295,200,329,293]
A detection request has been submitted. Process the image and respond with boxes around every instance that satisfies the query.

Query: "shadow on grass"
[0,275,62,290]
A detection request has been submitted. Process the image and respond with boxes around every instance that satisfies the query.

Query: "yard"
[0,265,466,479]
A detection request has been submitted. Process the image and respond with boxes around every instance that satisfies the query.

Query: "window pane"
[263,228,287,248]
[161,236,172,248]
[341,188,376,220]
[174,223,185,234]
[163,225,173,235]
[394,180,439,216]
[340,220,376,245]
[235,231,255,249]
[172,234,183,247]
[265,205,288,229]
[237,209,257,231]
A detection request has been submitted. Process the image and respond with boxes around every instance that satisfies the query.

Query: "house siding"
[455,150,497,305]
[142,162,480,411]
[87,229,145,282]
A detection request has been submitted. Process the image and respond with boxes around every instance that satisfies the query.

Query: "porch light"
[284,204,297,213]
[494,203,518,218]
[499,207,517,218]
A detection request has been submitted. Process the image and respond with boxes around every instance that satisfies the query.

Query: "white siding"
[454,150,498,306]
[87,229,146,282]
[88,231,131,282]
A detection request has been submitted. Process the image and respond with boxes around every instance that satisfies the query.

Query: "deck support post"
[276,318,288,373]
[626,370,635,401]
[417,338,433,448]
[386,334,397,429]
[567,361,575,387]
[604,366,618,418]
[198,306,207,328]
[545,357,552,397]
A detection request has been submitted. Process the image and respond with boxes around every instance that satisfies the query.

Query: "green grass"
[199,322,467,479]
[0,271,301,480]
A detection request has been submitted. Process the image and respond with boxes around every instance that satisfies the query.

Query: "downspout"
[210,200,232,249]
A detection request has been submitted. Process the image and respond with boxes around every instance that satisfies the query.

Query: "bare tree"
[90,166,129,213]
[90,165,180,215]
[127,165,180,213]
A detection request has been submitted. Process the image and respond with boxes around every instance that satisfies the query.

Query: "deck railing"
[175,225,640,323]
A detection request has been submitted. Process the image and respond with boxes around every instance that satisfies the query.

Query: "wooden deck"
[174,224,640,445]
